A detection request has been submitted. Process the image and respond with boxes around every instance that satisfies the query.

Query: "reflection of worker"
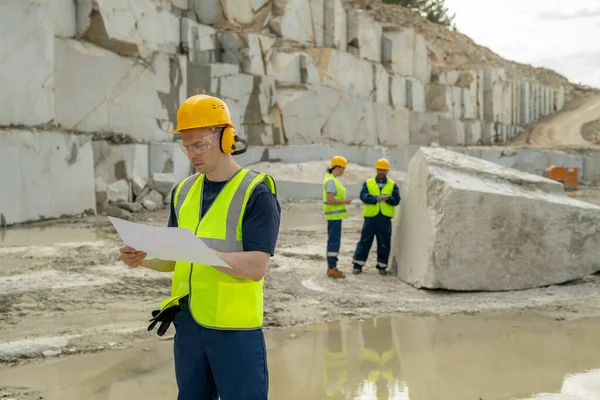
[323,156,352,279]
[352,158,400,276]
[324,320,349,398]
[360,317,401,398]
[119,94,281,400]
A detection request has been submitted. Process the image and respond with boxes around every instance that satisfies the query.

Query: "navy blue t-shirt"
[168,175,281,256]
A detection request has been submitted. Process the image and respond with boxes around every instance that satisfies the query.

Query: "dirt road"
[513,94,600,148]
[1,200,599,365]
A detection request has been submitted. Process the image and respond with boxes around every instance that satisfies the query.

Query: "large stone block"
[270,0,314,44]
[374,105,410,147]
[346,10,382,63]
[464,120,482,145]
[92,142,149,185]
[239,75,284,146]
[266,50,320,85]
[413,33,430,83]
[390,147,600,291]
[389,75,407,108]
[0,0,54,126]
[149,142,193,184]
[190,0,271,27]
[181,18,219,64]
[462,88,476,120]
[382,28,414,77]
[425,84,451,113]
[55,39,186,141]
[220,32,267,75]
[555,86,565,111]
[437,119,465,146]
[501,81,512,125]
[408,112,440,145]
[483,67,505,123]
[305,48,374,99]
[374,64,390,105]
[520,82,531,124]
[76,0,180,58]
[324,0,347,51]
[0,130,96,226]
[52,0,77,38]
[583,151,600,183]
[309,0,325,47]
[407,78,426,112]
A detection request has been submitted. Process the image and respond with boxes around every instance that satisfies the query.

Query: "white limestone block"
[413,33,430,83]
[270,0,314,44]
[181,18,219,65]
[451,86,462,120]
[462,88,476,119]
[438,119,465,146]
[390,147,600,291]
[408,112,440,146]
[0,130,96,226]
[374,64,390,105]
[190,0,270,26]
[425,84,451,113]
[154,0,188,10]
[108,179,132,203]
[556,86,565,111]
[511,81,520,125]
[390,75,407,108]
[408,78,426,112]
[0,0,54,126]
[92,142,149,185]
[502,81,512,125]
[149,143,193,184]
[305,48,374,99]
[382,28,414,77]
[55,39,186,141]
[324,0,346,51]
[220,32,266,75]
[266,50,320,85]
[483,67,505,123]
[309,0,324,47]
[374,105,410,147]
[346,10,382,63]
[52,0,77,38]
[76,0,181,58]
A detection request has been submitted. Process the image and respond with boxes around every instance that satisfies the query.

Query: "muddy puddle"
[1,313,599,400]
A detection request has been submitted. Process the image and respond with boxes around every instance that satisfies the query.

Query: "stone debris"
[150,173,176,197]
[390,147,600,291]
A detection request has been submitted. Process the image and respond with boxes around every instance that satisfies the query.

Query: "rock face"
[390,147,600,291]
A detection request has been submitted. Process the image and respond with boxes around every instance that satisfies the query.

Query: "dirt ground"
[510,93,600,148]
[1,192,600,366]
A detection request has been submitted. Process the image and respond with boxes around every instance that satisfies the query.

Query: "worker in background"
[352,158,400,276]
[118,94,281,400]
[323,156,352,279]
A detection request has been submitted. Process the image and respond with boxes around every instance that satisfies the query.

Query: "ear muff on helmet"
[219,125,248,155]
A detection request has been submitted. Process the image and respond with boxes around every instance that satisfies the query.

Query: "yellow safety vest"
[323,173,347,220]
[324,349,348,396]
[362,347,396,384]
[363,177,395,218]
[159,168,277,330]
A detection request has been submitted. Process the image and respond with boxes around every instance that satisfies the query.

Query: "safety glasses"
[179,132,219,155]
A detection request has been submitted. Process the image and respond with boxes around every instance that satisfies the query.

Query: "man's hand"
[119,245,147,268]
[344,198,352,205]
[377,194,390,203]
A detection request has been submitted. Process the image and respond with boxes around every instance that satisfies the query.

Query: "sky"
[444,0,600,88]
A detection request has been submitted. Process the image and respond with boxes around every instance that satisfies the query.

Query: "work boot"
[352,268,362,275]
[327,267,346,279]
[378,268,388,276]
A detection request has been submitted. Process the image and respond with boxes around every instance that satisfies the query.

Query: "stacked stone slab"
[0,0,572,224]
[389,147,600,291]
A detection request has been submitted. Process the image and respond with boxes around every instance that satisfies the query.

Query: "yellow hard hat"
[375,158,390,170]
[169,94,234,134]
[331,155,348,169]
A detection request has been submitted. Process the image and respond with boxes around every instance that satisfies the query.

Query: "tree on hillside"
[383,0,456,29]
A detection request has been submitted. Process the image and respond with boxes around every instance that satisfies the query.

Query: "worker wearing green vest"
[323,155,352,279]
[352,158,400,276]
[118,94,281,400]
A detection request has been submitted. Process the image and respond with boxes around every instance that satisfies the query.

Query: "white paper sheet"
[108,217,231,268]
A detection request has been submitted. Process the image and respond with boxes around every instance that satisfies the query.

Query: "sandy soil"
[511,94,600,148]
[1,195,599,366]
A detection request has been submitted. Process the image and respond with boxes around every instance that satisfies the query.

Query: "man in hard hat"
[352,158,400,276]
[118,94,281,400]
[323,155,352,279]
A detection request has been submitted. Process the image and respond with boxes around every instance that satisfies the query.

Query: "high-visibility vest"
[159,168,277,330]
[324,349,348,396]
[362,347,396,384]
[323,173,347,220]
[362,177,395,218]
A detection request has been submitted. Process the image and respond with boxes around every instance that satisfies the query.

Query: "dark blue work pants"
[173,296,269,400]
[352,215,392,271]
[327,219,342,268]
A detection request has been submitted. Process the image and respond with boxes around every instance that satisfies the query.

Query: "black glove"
[147,305,180,336]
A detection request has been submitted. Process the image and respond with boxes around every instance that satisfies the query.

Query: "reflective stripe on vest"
[362,347,396,384]
[159,168,277,330]
[362,177,395,218]
[323,173,348,220]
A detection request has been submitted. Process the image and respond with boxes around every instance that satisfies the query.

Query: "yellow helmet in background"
[375,158,390,170]
[331,155,348,169]
[169,94,234,134]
